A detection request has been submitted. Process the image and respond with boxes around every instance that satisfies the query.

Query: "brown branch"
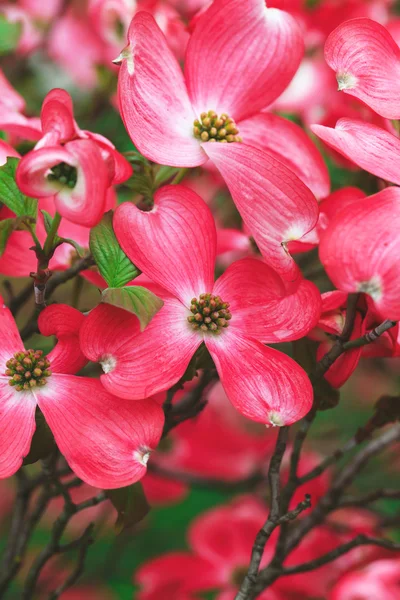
[234,427,290,600]
[312,293,360,379]
[285,424,400,556]
[47,525,95,600]
[339,488,400,508]
[254,424,400,595]
[22,490,106,599]
[162,369,216,438]
[45,255,95,299]
[6,281,34,316]
[314,316,397,380]
[280,535,400,577]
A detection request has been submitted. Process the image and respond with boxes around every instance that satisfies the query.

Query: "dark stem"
[234,427,289,600]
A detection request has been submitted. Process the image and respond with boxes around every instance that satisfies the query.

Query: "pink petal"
[16,145,72,197]
[0,230,38,278]
[53,140,110,226]
[204,143,319,281]
[206,331,313,426]
[311,119,400,186]
[40,88,78,143]
[0,113,42,141]
[238,113,330,199]
[117,12,205,167]
[0,139,20,164]
[0,378,37,478]
[79,302,141,368]
[318,186,367,233]
[317,312,364,388]
[0,68,26,113]
[319,187,400,320]
[325,18,400,119]
[38,305,88,375]
[36,375,164,489]
[0,300,24,372]
[91,297,202,400]
[185,0,303,121]
[114,185,217,304]
[136,552,220,598]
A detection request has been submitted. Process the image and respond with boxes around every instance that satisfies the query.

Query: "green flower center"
[187,293,232,334]
[193,111,242,143]
[47,162,77,189]
[5,349,51,392]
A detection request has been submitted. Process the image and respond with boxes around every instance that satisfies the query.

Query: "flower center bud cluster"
[47,162,77,189]
[187,293,232,333]
[193,111,242,143]
[5,349,52,392]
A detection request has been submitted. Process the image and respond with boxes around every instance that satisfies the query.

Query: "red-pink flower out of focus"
[80,185,321,427]
[330,557,400,600]
[135,495,282,600]
[115,1,322,280]
[16,88,132,227]
[0,301,164,488]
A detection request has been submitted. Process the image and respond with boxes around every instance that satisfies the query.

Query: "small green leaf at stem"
[106,482,150,533]
[0,157,37,218]
[101,285,164,330]
[89,211,140,288]
[0,218,15,256]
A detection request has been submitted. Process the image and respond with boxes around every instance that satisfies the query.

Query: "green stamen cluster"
[193,111,242,143]
[6,349,51,392]
[47,162,77,189]
[187,293,232,333]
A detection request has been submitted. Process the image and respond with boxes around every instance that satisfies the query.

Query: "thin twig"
[235,427,289,600]
[280,535,400,576]
[254,424,400,594]
[162,370,216,437]
[47,525,95,600]
[45,255,95,299]
[6,281,34,316]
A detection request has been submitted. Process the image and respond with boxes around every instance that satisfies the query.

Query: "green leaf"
[0,157,37,219]
[0,14,22,55]
[106,482,150,533]
[0,218,15,256]
[41,210,85,256]
[58,238,85,257]
[89,211,140,288]
[154,165,179,187]
[102,285,164,330]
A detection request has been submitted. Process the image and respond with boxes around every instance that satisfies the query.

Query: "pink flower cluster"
[0,3,399,578]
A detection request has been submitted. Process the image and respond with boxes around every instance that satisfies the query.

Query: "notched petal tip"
[99,354,117,374]
[113,46,134,74]
[267,412,286,427]
[134,447,151,466]
[336,72,358,91]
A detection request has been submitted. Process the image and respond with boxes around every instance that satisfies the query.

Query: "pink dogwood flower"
[115,0,321,279]
[80,185,321,427]
[16,88,132,226]
[0,301,164,488]
[330,557,400,600]
[324,18,400,120]
[318,186,400,321]
[311,118,400,186]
